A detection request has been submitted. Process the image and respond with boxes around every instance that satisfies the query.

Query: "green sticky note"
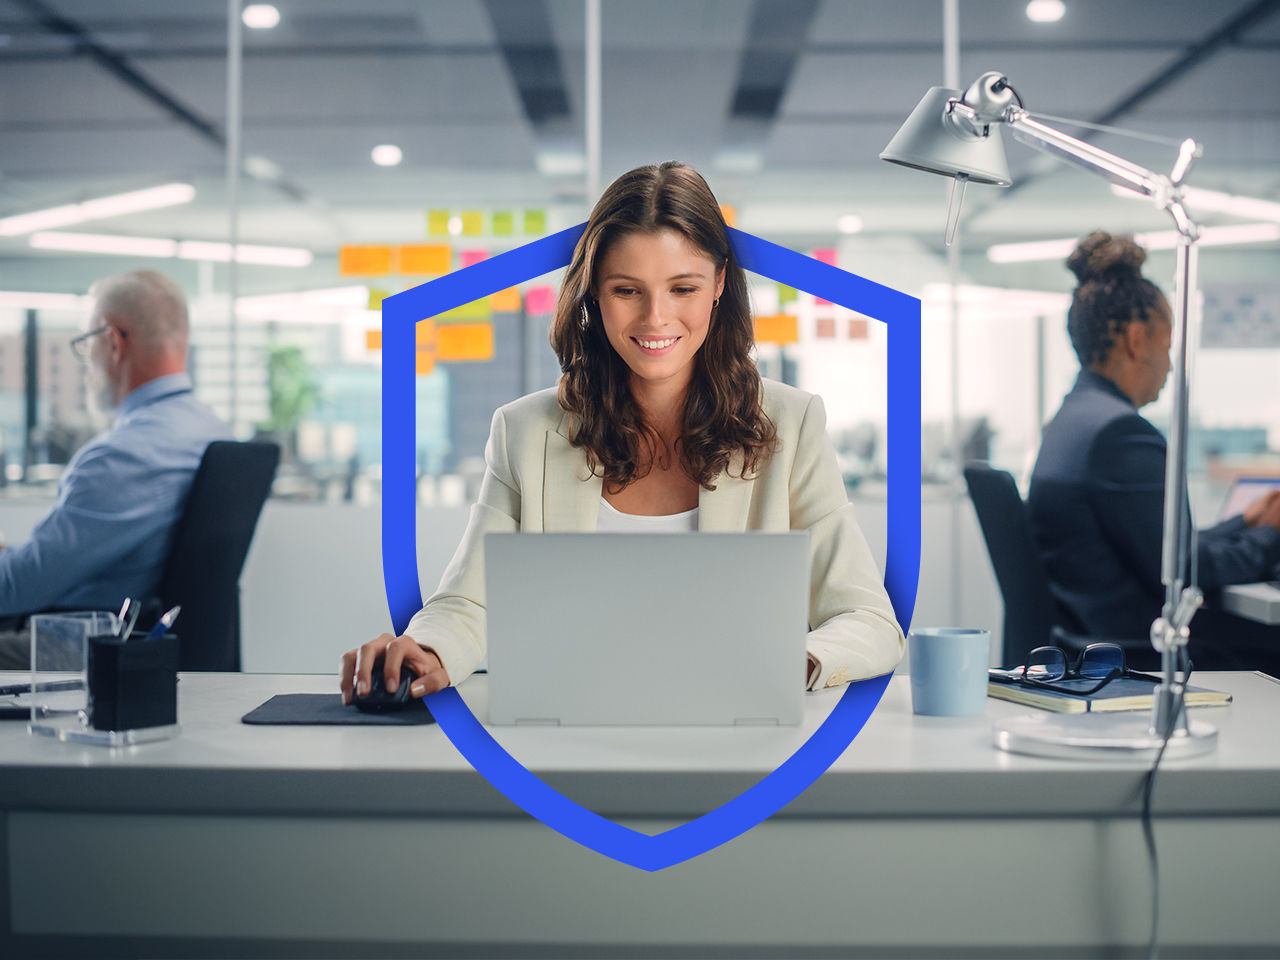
[492,210,514,237]
[524,209,546,235]
[778,283,798,305]
[436,298,492,322]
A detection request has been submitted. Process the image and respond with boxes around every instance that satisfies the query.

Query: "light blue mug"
[908,627,991,717]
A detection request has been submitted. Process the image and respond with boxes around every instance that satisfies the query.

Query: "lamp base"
[993,712,1217,761]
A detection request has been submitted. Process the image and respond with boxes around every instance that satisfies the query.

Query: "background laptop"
[1217,475,1280,523]
[1217,476,1280,624]
[484,532,809,726]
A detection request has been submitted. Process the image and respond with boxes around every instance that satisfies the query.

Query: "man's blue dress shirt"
[0,373,232,615]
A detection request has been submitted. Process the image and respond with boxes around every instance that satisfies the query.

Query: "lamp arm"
[1003,110,1169,200]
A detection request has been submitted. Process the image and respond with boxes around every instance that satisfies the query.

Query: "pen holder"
[87,633,179,734]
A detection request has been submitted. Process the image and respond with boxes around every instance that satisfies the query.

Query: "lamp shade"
[880,86,1012,187]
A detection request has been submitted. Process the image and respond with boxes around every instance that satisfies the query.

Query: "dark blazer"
[1029,370,1280,646]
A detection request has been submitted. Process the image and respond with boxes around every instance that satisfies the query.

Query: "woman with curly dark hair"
[341,162,904,702]
[1028,231,1280,670]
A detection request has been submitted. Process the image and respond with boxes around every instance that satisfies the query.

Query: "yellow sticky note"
[437,323,494,362]
[524,209,546,235]
[754,314,799,345]
[492,211,514,236]
[777,284,798,305]
[427,210,451,236]
[460,211,484,236]
[339,245,393,276]
[399,244,452,275]
[367,289,389,310]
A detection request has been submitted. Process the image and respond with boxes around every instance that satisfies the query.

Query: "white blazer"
[405,378,905,690]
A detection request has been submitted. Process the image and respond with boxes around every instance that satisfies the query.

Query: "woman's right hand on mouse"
[339,633,452,705]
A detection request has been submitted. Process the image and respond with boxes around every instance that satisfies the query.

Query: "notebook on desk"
[483,532,809,726]
[987,675,1231,714]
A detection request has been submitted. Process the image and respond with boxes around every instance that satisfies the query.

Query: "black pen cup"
[87,633,179,732]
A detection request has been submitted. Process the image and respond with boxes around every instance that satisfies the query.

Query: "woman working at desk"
[1028,231,1280,671]
[340,162,904,703]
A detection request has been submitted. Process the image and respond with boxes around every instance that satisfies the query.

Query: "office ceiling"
[1,0,1278,296]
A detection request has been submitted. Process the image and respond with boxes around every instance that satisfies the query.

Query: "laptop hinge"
[514,718,561,726]
[734,717,780,726]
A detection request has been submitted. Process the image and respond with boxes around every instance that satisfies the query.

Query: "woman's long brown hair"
[549,162,778,492]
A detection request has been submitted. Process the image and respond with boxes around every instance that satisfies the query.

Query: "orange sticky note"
[754,314,799,344]
[415,319,437,347]
[491,287,521,312]
[400,244,451,275]
[365,329,382,351]
[720,204,736,227]
[339,245,393,276]
[437,323,494,361]
[416,350,436,376]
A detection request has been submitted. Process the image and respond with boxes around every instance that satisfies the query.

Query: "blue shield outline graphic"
[382,225,921,871]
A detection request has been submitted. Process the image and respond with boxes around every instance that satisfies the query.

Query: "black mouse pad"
[241,694,436,726]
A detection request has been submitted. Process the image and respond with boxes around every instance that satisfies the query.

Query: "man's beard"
[85,366,116,428]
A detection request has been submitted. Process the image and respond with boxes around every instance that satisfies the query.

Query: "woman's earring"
[580,301,590,330]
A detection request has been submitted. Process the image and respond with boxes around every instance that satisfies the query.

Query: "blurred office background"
[0,0,1276,670]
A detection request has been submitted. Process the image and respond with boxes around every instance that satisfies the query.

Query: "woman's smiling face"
[594,228,725,397]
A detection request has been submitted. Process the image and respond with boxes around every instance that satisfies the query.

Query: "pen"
[144,605,181,641]
[0,679,82,697]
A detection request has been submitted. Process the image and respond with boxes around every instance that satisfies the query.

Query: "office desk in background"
[2,672,1279,959]
[1222,581,1280,624]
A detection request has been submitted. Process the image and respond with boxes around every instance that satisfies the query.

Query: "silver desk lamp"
[883,71,1215,760]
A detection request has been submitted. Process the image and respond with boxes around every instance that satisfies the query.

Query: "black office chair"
[962,462,1084,667]
[151,441,280,672]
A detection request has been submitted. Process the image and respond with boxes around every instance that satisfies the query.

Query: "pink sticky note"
[461,249,489,268]
[525,284,556,315]
[813,247,837,303]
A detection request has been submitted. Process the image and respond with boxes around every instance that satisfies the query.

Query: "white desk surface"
[3,670,1279,820]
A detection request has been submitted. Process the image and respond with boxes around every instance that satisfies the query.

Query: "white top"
[596,497,699,533]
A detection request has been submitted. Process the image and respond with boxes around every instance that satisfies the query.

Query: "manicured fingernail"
[386,677,397,692]
[410,682,425,697]
[357,681,368,695]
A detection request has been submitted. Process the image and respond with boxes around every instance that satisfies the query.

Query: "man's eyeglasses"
[69,325,124,361]
[988,642,1157,696]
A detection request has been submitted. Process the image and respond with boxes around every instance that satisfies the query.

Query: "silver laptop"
[1217,476,1280,523]
[484,532,809,726]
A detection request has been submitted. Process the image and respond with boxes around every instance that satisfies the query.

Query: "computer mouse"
[353,656,430,713]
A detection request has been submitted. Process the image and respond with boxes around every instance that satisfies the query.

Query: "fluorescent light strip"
[988,222,1280,263]
[1111,184,1280,224]
[30,231,177,257]
[0,183,195,237]
[0,291,91,311]
[236,286,368,318]
[30,231,312,267]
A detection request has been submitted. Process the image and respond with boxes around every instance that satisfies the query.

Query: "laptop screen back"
[484,532,809,726]
[1218,477,1280,523]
